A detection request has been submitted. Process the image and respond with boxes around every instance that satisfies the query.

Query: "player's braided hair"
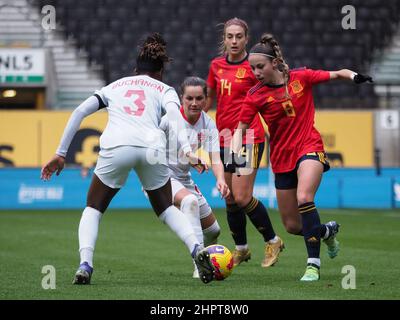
[251,33,290,99]
[136,33,171,73]
[219,17,249,56]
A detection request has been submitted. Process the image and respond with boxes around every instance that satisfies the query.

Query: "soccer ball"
[206,244,234,280]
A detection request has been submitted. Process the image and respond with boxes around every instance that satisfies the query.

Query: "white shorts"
[171,177,212,219]
[94,146,169,190]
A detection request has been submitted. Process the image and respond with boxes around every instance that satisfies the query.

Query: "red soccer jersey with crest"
[207,55,265,147]
[239,68,330,173]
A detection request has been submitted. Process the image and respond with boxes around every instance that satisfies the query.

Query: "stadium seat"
[38,0,399,104]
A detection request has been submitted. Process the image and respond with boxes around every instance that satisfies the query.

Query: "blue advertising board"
[0,168,399,210]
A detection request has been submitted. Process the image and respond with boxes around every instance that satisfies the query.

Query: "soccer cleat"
[193,246,215,284]
[261,236,285,268]
[300,264,320,281]
[323,221,340,259]
[72,262,93,285]
[232,248,251,267]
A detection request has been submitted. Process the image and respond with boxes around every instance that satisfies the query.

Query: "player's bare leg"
[201,213,220,247]
[73,174,120,285]
[224,171,251,266]
[276,178,339,258]
[231,167,258,207]
[174,188,203,246]
[276,189,302,235]
[147,180,214,284]
[298,163,340,256]
[297,160,339,281]
[232,168,283,268]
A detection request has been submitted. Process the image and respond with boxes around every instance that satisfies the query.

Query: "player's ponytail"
[136,33,171,73]
[251,33,290,99]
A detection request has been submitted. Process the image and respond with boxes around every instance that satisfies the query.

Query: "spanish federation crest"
[289,80,303,94]
[235,67,247,79]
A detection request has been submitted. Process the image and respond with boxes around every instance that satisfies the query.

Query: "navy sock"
[295,227,327,238]
[243,197,276,242]
[299,202,325,258]
[226,204,247,245]
[320,224,328,239]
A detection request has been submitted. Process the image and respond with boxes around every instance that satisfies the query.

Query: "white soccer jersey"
[95,75,181,152]
[161,108,220,180]
[55,75,192,164]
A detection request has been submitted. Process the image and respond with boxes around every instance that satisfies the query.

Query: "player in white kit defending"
[161,77,230,278]
[40,34,215,285]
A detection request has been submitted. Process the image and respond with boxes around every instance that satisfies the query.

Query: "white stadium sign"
[0,48,45,84]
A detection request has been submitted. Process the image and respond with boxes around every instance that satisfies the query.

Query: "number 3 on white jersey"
[123,89,146,116]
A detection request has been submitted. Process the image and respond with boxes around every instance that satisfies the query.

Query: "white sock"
[180,194,203,247]
[235,244,248,251]
[78,207,102,268]
[159,205,200,254]
[268,235,279,244]
[202,220,221,247]
[307,258,321,268]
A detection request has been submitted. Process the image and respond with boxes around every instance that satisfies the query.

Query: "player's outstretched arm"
[54,96,101,157]
[41,95,100,180]
[209,152,230,199]
[329,69,373,83]
[231,121,250,154]
[187,152,209,174]
[164,96,194,157]
[41,155,65,181]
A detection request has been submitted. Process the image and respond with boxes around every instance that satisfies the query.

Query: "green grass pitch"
[1,209,399,300]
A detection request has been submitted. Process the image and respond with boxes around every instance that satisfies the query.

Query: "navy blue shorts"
[220,142,265,174]
[274,152,330,190]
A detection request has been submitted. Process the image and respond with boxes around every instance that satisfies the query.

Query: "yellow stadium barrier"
[0,110,373,168]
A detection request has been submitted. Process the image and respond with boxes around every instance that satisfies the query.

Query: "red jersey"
[207,55,265,147]
[239,68,330,173]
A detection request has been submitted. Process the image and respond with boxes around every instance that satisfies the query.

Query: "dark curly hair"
[136,33,171,73]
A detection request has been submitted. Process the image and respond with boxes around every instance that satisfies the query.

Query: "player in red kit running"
[232,33,373,281]
[206,18,283,268]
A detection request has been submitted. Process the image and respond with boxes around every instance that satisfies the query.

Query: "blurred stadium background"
[0,0,400,300]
